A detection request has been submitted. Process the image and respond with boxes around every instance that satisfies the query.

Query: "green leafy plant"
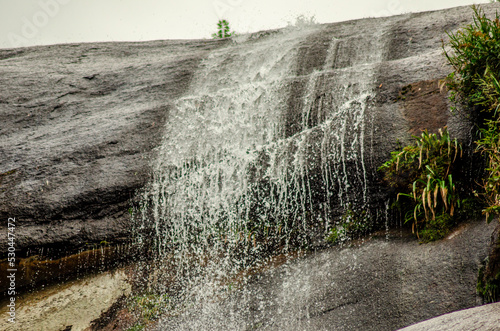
[443,5,500,303]
[477,265,500,303]
[379,128,462,241]
[476,119,500,221]
[444,6,500,221]
[443,5,500,115]
[212,19,235,39]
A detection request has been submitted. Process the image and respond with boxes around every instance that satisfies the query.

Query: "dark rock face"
[478,224,500,303]
[0,39,229,254]
[397,80,450,136]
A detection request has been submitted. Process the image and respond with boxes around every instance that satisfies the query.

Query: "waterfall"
[136,19,390,316]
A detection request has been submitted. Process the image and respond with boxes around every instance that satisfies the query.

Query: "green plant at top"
[444,6,500,115]
[212,19,235,39]
[379,127,462,241]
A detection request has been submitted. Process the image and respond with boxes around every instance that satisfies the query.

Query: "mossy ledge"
[0,243,138,296]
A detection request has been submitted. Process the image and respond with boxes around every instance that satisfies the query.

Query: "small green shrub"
[326,227,339,244]
[476,119,500,221]
[444,5,500,115]
[212,19,235,39]
[418,213,453,243]
[379,128,462,241]
[477,265,500,303]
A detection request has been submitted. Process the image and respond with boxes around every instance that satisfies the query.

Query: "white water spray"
[136,19,390,320]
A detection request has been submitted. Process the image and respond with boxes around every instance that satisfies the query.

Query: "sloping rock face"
[0,0,498,280]
[399,302,500,331]
[157,220,496,330]
[0,39,229,254]
[135,4,498,260]
[1,2,500,331]
[1,4,497,255]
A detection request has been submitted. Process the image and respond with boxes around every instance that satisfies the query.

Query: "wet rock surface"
[1,4,498,254]
[157,220,496,330]
[0,244,134,294]
[0,268,131,331]
[1,3,500,330]
[0,39,229,253]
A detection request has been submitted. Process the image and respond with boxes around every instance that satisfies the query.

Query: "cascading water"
[136,19,390,324]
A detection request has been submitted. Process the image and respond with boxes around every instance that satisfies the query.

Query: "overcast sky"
[0,0,491,49]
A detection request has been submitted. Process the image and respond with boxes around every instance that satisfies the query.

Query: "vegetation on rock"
[380,5,500,244]
[477,264,500,303]
[444,6,500,115]
[379,128,463,242]
[444,5,500,222]
[212,19,235,39]
[127,293,173,330]
[326,205,371,244]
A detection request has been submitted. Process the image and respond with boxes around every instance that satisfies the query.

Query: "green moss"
[418,213,453,243]
[396,84,412,101]
[326,227,339,244]
[326,206,370,245]
[477,266,500,303]
[126,324,145,331]
[129,293,173,325]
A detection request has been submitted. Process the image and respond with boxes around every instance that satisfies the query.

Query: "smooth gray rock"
[399,302,500,331]
[0,39,229,253]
